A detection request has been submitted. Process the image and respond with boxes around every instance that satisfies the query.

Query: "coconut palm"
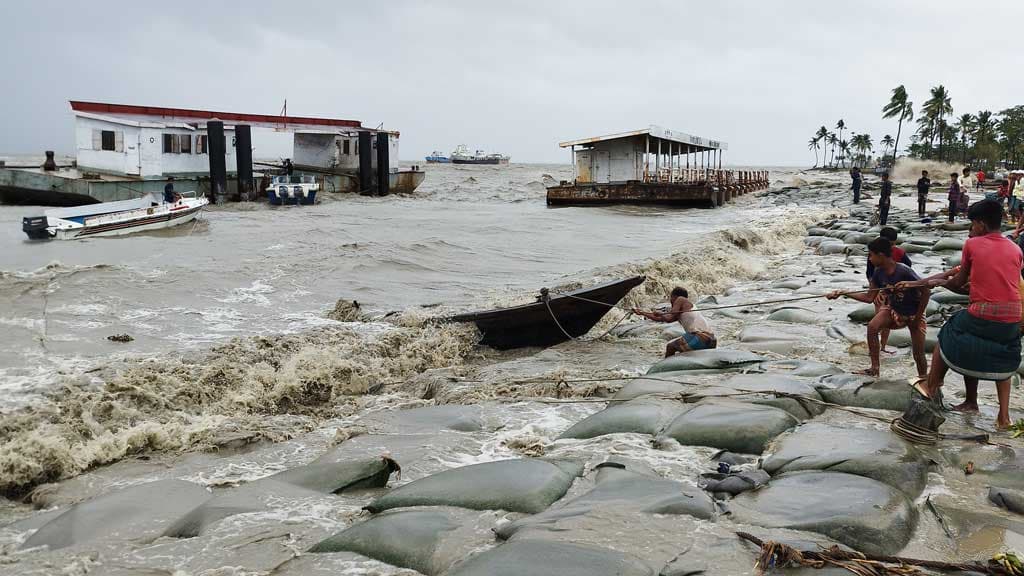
[808,137,821,167]
[836,119,846,159]
[827,133,838,167]
[838,140,850,168]
[880,134,895,158]
[975,110,996,143]
[882,85,913,164]
[922,85,953,158]
[953,114,974,163]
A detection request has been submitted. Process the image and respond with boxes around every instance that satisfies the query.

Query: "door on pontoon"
[591,150,610,183]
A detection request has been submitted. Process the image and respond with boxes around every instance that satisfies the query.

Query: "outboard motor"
[22,216,51,240]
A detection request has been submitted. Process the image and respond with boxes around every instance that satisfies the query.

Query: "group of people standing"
[829,199,1021,430]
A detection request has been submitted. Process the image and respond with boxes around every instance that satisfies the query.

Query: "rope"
[555,286,894,315]
[737,531,1000,575]
[540,288,636,343]
[890,415,939,445]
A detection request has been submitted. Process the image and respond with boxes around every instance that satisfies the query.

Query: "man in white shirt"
[633,287,716,357]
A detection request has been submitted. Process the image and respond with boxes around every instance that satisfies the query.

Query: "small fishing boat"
[267,175,319,205]
[425,151,450,163]
[448,276,645,349]
[22,192,207,240]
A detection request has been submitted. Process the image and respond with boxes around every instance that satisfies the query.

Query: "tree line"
[808,86,1024,170]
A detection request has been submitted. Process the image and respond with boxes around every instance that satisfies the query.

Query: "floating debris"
[107,333,134,343]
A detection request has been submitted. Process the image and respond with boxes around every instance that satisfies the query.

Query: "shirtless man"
[633,287,716,357]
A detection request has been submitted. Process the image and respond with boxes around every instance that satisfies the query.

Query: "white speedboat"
[267,175,319,205]
[22,192,208,240]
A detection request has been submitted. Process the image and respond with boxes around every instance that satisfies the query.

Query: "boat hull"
[57,204,204,239]
[451,158,509,165]
[448,276,645,349]
[425,157,450,163]
[268,190,317,205]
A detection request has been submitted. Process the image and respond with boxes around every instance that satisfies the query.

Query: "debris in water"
[326,299,366,322]
[107,334,134,343]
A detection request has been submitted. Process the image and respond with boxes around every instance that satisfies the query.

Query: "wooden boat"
[448,276,645,349]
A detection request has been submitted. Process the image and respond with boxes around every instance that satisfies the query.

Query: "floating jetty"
[0,101,424,206]
[546,125,768,207]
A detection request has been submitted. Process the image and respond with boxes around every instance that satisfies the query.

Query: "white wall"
[75,116,140,176]
[294,132,402,172]
[294,133,336,167]
[75,115,238,178]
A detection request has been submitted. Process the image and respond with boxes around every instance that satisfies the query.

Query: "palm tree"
[807,137,821,167]
[816,126,829,160]
[838,140,849,168]
[882,85,913,165]
[836,119,846,159]
[827,133,838,168]
[881,134,895,158]
[922,85,953,158]
[954,113,974,162]
[975,110,996,143]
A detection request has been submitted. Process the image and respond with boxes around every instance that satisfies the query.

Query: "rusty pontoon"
[546,125,768,207]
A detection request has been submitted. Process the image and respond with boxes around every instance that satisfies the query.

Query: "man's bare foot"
[996,418,1012,430]
[853,367,879,377]
[951,402,979,412]
[881,348,897,355]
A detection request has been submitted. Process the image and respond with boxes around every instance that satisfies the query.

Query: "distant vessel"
[425,151,450,163]
[450,145,510,165]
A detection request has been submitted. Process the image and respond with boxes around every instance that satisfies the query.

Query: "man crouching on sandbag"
[634,287,717,357]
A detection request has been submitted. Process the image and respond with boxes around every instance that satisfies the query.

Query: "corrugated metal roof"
[559,125,727,151]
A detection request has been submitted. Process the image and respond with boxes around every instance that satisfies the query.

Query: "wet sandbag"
[946,253,963,267]
[365,458,583,514]
[989,486,1024,515]
[884,330,938,352]
[766,307,819,324]
[818,241,847,255]
[771,278,808,290]
[843,232,875,245]
[728,471,917,556]
[762,423,928,497]
[646,349,763,375]
[940,221,972,231]
[309,508,471,575]
[931,290,969,305]
[700,469,770,497]
[164,457,401,538]
[270,456,401,494]
[806,227,830,236]
[721,374,826,419]
[657,399,798,454]
[610,323,687,341]
[931,237,965,251]
[357,405,484,433]
[495,465,714,540]
[904,236,940,246]
[446,539,655,576]
[612,378,687,401]
[558,399,687,439]
[22,479,211,550]
[848,301,938,323]
[815,375,912,412]
[899,242,929,254]
[763,359,841,377]
[163,479,323,538]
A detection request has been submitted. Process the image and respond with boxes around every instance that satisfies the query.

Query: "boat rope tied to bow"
[552,286,897,315]
[538,285,895,344]
[736,531,1017,575]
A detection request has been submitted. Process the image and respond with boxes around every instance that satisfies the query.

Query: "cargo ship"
[450,145,510,165]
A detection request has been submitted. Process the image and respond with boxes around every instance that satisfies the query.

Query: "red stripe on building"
[69,101,362,129]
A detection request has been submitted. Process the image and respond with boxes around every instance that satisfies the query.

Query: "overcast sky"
[2,1,1022,165]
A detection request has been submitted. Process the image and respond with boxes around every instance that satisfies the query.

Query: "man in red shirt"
[976,169,986,192]
[900,200,1021,429]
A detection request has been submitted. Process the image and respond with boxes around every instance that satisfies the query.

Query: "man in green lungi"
[898,200,1021,429]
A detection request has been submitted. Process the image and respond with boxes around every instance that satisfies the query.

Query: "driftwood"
[736,531,1009,575]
